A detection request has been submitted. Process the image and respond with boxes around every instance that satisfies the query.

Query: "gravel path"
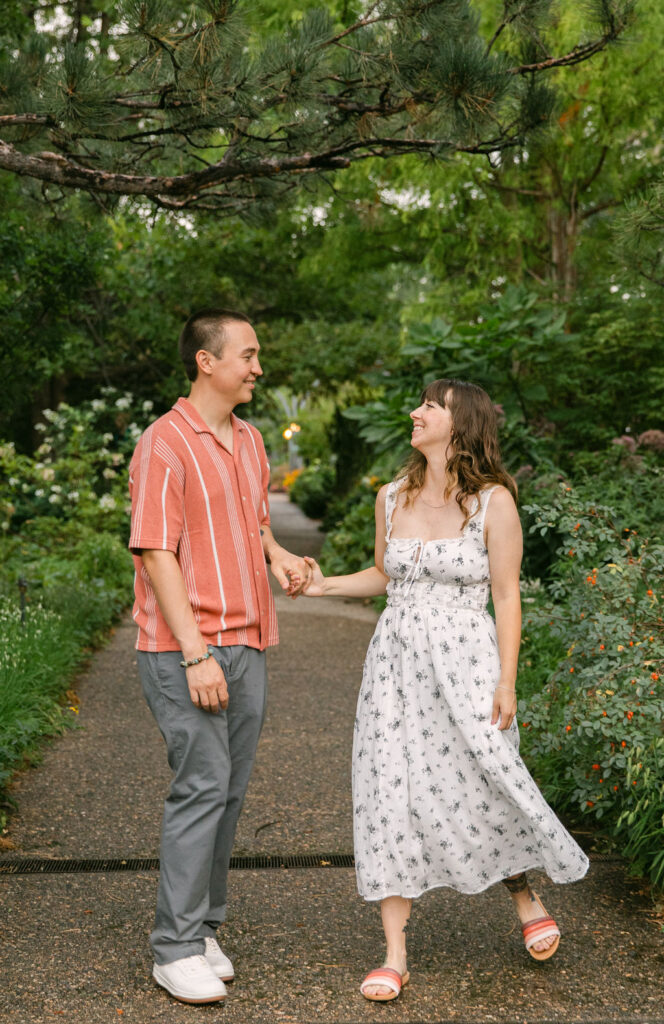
[1,494,662,1023]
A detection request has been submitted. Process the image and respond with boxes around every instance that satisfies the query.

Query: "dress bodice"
[383,479,496,611]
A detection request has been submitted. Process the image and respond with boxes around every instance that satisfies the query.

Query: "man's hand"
[269,548,312,598]
[186,655,229,713]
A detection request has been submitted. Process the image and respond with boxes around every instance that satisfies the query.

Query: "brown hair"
[178,308,252,382]
[397,378,517,526]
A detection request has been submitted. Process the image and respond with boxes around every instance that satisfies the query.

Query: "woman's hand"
[301,556,327,597]
[491,684,517,731]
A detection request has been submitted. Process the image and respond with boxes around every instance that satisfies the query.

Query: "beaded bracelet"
[180,649,213,668]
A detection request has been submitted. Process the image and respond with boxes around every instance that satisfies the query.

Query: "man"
[128,309,309,1004]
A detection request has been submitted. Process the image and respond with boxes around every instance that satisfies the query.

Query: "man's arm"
[259,524,311,597]
[141,549,229,712]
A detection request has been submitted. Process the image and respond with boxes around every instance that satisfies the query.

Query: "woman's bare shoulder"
[485,484,516,508]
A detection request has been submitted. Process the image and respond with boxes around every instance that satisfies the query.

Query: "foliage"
[287,461,335,519]
[319,476,384,575]
[0,388,154,536]
[0,518,134,827]
[0,388,149,826]
[614,176,664,288]
[0,1,631,210]
[518,483,664,884]
[344,284,664,460]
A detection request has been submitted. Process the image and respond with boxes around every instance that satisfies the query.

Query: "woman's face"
[409,394,454,451]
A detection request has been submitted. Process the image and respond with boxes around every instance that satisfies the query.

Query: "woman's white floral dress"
[352,481,589,901]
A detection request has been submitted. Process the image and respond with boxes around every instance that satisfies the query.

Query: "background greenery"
[0,1,662,883]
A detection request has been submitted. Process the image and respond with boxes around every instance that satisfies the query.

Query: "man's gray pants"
[137,645,267,965]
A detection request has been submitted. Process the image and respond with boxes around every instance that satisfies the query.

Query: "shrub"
[519,483,663,884]
[287,462,335,519]
[0,389,154,537]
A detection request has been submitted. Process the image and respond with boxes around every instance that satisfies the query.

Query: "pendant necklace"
[418,492,448,509]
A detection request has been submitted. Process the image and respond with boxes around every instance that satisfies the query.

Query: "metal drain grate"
[0,853,355,876]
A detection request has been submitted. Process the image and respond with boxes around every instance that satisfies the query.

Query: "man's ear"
[195,348,215,377]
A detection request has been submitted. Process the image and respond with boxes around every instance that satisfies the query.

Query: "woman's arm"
[302,484,390,598]
[485,487,523,731]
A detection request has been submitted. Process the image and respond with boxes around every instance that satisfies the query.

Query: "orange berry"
[647,590,653,596]
[592,764,600,770]
[566,725,572,732]
[599,644,605,650]
[602,711,607,716]
[613,785,619,791]
[652,673,660,681]
[586,800,594,807]
[621,740,627,747]
[570,667,575,673]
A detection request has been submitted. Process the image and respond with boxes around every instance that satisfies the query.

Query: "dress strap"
[384,479,400,541]
[477,485,499,537]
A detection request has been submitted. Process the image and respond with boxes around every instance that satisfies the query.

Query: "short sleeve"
[257,430,271,528]
[128,425,185,555]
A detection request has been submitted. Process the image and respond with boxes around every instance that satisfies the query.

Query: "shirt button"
[256,570,259,575]
[242,496,246,501]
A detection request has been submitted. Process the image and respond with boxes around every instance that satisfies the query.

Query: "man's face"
[203,321,263,406]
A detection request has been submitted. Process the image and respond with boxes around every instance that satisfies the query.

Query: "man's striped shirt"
[128,397,278,652]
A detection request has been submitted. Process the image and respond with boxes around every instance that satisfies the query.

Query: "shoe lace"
[185,955,210,973]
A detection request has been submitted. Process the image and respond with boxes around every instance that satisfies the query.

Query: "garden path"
[1,494,662,1024]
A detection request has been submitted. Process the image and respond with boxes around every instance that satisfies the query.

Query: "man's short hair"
[178,308,252,382]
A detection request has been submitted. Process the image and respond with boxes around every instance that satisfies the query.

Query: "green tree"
[0,1,632,211]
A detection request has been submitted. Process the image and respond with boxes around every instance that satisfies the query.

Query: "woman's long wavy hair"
[397,379,517,527]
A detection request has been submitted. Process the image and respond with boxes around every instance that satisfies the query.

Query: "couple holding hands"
[129,309,587,1005]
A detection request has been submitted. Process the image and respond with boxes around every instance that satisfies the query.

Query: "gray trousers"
[137,645,267,965]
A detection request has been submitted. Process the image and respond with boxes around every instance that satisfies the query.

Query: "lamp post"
[282,421,302,470]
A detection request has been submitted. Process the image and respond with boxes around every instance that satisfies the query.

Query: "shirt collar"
[173,397,245,437]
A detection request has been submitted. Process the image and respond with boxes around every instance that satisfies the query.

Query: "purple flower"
[637,429,664,452]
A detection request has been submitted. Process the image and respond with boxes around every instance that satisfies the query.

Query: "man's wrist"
[180,648,213,668]
[180,637,209,662]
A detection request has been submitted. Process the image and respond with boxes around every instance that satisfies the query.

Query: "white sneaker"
[153,954,227,1003]
[204,936,235,981]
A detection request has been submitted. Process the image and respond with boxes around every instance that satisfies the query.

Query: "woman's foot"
[504,875,559,956]
[360,957,409,1001]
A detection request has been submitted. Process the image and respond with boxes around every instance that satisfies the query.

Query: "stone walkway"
[1,494,662,1023]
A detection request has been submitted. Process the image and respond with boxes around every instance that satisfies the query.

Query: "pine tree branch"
[508,35,616,75]
[0,114,52,127]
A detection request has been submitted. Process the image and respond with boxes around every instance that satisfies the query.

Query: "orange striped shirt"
[128,397,278,653]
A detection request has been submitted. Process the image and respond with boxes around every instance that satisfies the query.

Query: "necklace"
[417,492,449,509]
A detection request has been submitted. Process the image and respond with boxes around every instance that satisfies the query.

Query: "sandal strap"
[522,916,561,949]
[360,968,403,996]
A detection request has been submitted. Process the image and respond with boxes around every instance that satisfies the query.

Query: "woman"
[301,379,588,1002]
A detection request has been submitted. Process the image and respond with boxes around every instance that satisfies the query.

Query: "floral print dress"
[352,481,589,901]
